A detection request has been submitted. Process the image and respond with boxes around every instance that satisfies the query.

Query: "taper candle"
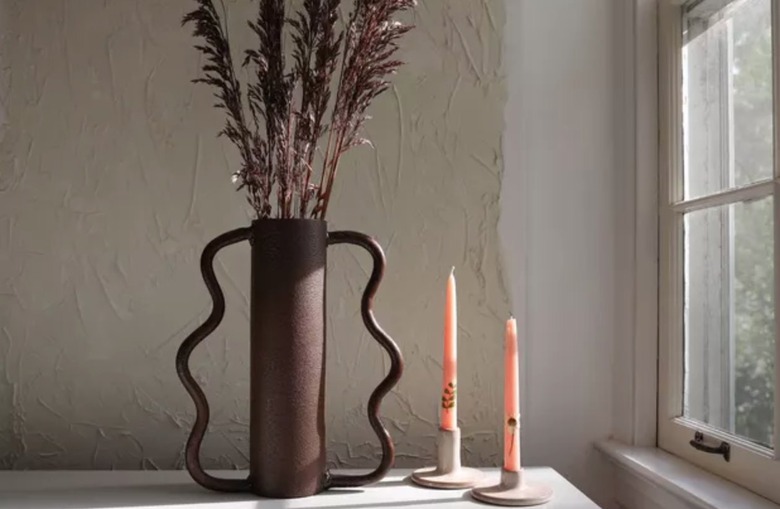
[441,268,457,431]
[504,317,520,472]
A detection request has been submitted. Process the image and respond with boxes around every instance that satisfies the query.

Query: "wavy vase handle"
[175,227,253,493]
[325,231,404,488]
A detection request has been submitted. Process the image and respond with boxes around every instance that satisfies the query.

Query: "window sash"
[658,0,780,502]
[672,180,773,213]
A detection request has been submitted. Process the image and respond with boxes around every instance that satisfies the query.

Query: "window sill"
[595,440,779,509]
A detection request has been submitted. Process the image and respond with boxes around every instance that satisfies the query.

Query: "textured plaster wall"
[0,1,509,469]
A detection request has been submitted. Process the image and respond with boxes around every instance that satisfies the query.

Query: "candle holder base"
[410,428,483,489]
[411,466,484,489]
[470,469,553,507]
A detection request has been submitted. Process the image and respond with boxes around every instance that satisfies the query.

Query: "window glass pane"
[684,196,775,447]
[683,0,773,200]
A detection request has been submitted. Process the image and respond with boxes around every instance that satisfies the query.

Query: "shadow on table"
[297,498,467,509]
[365,476,414,488]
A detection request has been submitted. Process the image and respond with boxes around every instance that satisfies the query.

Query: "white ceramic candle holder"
[410,427,483,489]
[470,468,553,506]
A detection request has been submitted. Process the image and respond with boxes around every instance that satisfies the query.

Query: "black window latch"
[689,431,730,462]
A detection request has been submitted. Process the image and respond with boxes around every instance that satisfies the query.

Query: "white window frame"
[658,0,780,502]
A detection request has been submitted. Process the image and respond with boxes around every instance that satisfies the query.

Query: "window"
[659,0,780,501]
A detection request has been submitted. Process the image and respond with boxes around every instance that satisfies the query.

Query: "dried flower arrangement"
[183,0,415,219]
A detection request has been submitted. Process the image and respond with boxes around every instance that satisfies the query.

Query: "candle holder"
[410,427,483,489]
[470,468,553,506]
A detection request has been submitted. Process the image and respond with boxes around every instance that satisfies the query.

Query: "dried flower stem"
[184,0,414,219]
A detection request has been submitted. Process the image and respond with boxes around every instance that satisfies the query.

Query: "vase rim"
[251,218,326,225]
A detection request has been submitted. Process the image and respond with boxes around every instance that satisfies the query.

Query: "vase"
[175,219,403,498]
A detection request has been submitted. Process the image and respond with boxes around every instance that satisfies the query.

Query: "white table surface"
[0,469,599,509]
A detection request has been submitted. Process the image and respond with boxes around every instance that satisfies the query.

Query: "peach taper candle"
[440,267,457,431]
[470,318,553,505]
[411,266,482,490]
[504,317,520,472]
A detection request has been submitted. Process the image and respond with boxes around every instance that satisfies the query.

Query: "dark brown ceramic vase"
[176,219,403,498]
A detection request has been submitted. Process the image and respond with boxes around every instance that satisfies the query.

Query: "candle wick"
[450,266,455,276]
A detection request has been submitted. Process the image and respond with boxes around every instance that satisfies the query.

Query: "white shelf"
[0,468,599,509]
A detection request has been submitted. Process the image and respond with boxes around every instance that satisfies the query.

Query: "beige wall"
[501,2,621,504]
[0,0,509,469]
